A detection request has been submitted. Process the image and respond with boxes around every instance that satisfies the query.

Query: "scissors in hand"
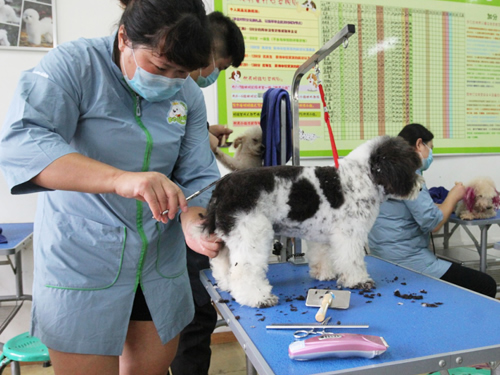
[159,178,220,216]
[294,317,332,340]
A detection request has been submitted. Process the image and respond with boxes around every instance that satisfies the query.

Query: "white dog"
[214,126,263,171]
[202,136,423,307]
[0,29,9,46]
[22,8,53,45]
[455,177,500,220]
[0,0,19,24]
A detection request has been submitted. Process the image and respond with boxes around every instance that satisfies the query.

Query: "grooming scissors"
[293,317,332,340]
[160,178,221,216]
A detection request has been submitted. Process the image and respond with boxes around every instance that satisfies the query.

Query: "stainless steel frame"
[286,24,356,262]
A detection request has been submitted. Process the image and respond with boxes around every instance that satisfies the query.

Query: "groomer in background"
[368,123,497,298]
[170,11,245,375]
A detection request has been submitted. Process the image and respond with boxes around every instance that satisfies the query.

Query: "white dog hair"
[455,177,500,220]
[0,29,9,46]
[0,0,19,24]
[22,8,53,45]
[214,126,264,171]
[202,135,423,307]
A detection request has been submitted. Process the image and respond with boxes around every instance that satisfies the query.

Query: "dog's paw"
[337,275,375,290]
[309,265,337,281]
[232,290,278,308]
[460,212,475,220]
[352,280,376,290]
[310,270,337,281]
[215,279,231,292]
[257,294,279,308]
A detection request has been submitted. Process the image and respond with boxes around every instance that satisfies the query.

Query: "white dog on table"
[201,135,424,308]
[455,177,500,220]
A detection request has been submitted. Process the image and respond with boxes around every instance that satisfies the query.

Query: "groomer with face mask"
[368,123,497,298]
[170,11,245,375]
[0,1,225,373]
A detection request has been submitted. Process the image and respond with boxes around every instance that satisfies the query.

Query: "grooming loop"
[315,63,339,168]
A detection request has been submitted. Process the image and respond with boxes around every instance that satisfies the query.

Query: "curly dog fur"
[202,136,423,307]
[455,177,500,220]
[214,126,263,171]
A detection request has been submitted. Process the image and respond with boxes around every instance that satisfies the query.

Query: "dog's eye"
[477,195,483,198]
[253,138,259,143]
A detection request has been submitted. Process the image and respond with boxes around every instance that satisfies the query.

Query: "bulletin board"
[215,0,500,156]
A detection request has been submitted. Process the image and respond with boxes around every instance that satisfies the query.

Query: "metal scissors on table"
[293,316,332,340]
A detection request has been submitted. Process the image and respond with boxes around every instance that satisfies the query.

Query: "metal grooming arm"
[286,24,356,263]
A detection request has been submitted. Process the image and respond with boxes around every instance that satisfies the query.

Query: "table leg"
[10,361,20,375]
[246,355,257,375]
[491,361,500,375]
[479,225,490,273]
[14,251,23,299]
[443,222,449,250]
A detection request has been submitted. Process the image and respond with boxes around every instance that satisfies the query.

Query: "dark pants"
[170,247,217,375]
[441,262,498,298]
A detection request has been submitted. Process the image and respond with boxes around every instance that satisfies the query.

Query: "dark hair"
[208,11,245,68]
[118,0,211,71]
[398,123,434,147]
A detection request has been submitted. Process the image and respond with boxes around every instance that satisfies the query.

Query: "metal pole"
[287,24,356,263]
[290,24,355,166]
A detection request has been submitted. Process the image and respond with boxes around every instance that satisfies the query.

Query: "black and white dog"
[202,136,423,308]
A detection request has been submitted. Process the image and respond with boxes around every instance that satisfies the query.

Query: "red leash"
[315,64,339,168]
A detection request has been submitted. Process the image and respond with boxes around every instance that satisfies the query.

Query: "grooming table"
[441,212,500,275]
[0,223,33,337]
[201,256,500,375]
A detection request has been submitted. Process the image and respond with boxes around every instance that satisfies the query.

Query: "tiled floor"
[1,341,247,375]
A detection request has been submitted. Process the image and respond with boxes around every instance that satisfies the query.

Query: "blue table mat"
[204,256,500,374]
[0,223,33,253]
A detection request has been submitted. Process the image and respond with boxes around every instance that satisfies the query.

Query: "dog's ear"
[233,136,243,149]
[493,190,500,209]
[369,136,422,197]
[463,187,476,212]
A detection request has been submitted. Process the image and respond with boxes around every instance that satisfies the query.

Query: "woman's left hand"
[181,207,223,258]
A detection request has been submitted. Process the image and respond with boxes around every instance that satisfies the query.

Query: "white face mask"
[122,47,186,102]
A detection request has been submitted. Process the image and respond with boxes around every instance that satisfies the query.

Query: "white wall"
[1,0,499,343]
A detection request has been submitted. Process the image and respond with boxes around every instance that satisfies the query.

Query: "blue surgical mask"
[421,143,433,171]
[123,48,186,102]
[196,58,220,88]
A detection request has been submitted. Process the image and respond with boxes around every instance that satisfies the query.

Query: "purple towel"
[429,186,449,204]
[0,227,7,244]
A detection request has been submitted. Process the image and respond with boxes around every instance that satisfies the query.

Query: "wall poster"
[215,0,500,156]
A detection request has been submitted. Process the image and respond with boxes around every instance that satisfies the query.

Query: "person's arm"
[432,182,466,232]
[31,153,188,223]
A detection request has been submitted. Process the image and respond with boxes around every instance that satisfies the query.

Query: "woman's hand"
[113,171,188,223]
[208,125,233,152]
[448,182,466,204]
[181,207,223,258]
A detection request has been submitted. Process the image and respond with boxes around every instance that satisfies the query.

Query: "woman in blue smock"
[368,123,497,298]
[0,1,223,374]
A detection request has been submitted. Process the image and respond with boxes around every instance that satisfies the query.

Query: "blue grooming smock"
[0,35,220,355]
[368,181,451,279]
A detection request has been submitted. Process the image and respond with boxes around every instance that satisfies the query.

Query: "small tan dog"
[455,177,500,220]
[214,126,263,171]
